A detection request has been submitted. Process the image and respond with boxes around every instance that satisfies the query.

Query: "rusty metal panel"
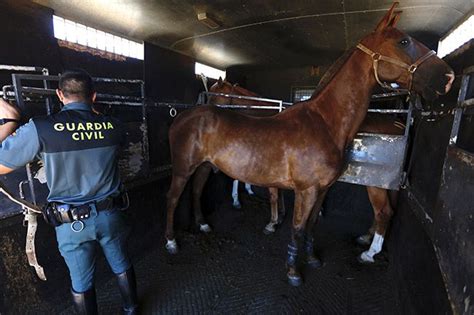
[433,146,474,315]
[338,133,407,190]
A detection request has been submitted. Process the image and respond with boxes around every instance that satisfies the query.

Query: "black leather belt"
[42,196,117,227]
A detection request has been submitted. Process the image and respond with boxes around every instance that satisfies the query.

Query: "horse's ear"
[218,77,223,86]
[374,2,400,32]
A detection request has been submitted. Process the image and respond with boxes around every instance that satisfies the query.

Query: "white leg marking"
[199,224,212,233]
[264,222,276,233]
[359,232,384,263]
[245,183,254,195]
[165,239,178,254]
[232,180,239,199]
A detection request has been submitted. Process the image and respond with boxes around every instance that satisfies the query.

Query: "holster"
[42,203,92,227]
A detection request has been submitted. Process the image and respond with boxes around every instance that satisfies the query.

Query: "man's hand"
[0,98,20,120]
[0,99,21,143]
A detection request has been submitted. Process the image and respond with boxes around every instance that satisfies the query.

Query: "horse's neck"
[308,50,376,150]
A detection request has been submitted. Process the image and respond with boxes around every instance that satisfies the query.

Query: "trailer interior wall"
[226,64,327,102]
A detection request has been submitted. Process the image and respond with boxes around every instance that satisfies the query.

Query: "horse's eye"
[399,38,410,47]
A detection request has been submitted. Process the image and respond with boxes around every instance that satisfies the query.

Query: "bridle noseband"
[356,43,436,92]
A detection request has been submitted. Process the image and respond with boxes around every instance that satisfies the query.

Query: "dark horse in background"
[199,77,405,264]
[165,2,454,286]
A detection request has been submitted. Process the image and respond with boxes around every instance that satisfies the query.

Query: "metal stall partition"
[198,90,412,190]
[0,65,51,219]
[1,70,149,219]
[432,66,474,315]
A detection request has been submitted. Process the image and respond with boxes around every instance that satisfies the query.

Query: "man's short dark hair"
[58,69,94,100]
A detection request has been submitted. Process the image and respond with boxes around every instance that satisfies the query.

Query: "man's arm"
[0,99,22,174]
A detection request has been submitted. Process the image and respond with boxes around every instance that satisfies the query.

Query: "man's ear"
[56,89,64,103]
[91,92,97,103]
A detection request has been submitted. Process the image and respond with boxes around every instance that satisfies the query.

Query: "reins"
[356,43,436,92]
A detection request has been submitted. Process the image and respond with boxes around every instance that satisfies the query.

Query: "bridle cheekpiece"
[356,43,436,92]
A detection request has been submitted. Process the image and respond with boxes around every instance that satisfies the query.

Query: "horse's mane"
[311,48,355,99]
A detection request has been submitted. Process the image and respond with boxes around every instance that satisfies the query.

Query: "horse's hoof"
[263,223,276,235]
[357,251,375,264]
[199,224,212,233]
[355,234,372,246]
[232,201,241,209]
[165,239,179,255]
[305,256,322,269]
[287,273,303,287]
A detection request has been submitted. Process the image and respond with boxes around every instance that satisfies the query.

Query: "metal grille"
[292,87,315,103]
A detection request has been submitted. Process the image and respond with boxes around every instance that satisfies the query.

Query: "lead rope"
[0,182,47,280]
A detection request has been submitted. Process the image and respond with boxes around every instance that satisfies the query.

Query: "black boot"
[71,287,98,315]
[116,267,139,315]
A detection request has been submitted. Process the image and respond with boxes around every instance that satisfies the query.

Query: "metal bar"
[96,93,143,101]
[95,101,143,107]
[449,108,463,145]
[371,91,409,99]
[449,74,471,145]
[216,104,286,111]
[404,102,414,137]
[140,81,149,163]
[150,102,194,108]
[19,87,143,102]
[19,87,55,96]
[93,77,144,84]
[12,74,60,81]
[0,65,45,72]
[42,68,52,115]
[2,85,14,100]
[367,108,410,113]
[205,92,287,105]
[12,74,26,109]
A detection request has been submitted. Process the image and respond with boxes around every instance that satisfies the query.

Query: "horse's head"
[208,77,234,104]
[208,77,261,105]
[358,2,454,101]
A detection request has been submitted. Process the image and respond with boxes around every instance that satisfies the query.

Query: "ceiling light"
[197,12,220,29]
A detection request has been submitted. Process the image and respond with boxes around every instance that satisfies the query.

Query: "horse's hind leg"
[192,163,212,233]
[303,190,327,268]
[263,187,279,234]
[358,186,394,263]
[232,180,241,209]
[277,190,286,224]
[165,174,192,254]
[287,186,317,286]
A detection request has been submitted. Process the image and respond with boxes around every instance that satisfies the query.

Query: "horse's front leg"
[165,174,191,254]
[192,163,212,233]
[303,190,327,268]
[287,186,317,286]
[263,187,279,234]
[232,180,241,209]
[358,186,394,263]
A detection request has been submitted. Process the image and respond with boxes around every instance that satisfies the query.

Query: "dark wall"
[226,64,327,101]
[144,43,202,103]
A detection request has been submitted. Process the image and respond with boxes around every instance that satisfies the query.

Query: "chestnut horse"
[203,78,406,264]
[166,3,454,286]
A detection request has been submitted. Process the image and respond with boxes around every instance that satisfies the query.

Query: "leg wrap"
[304,235,314,254]
[287,244,298,267]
